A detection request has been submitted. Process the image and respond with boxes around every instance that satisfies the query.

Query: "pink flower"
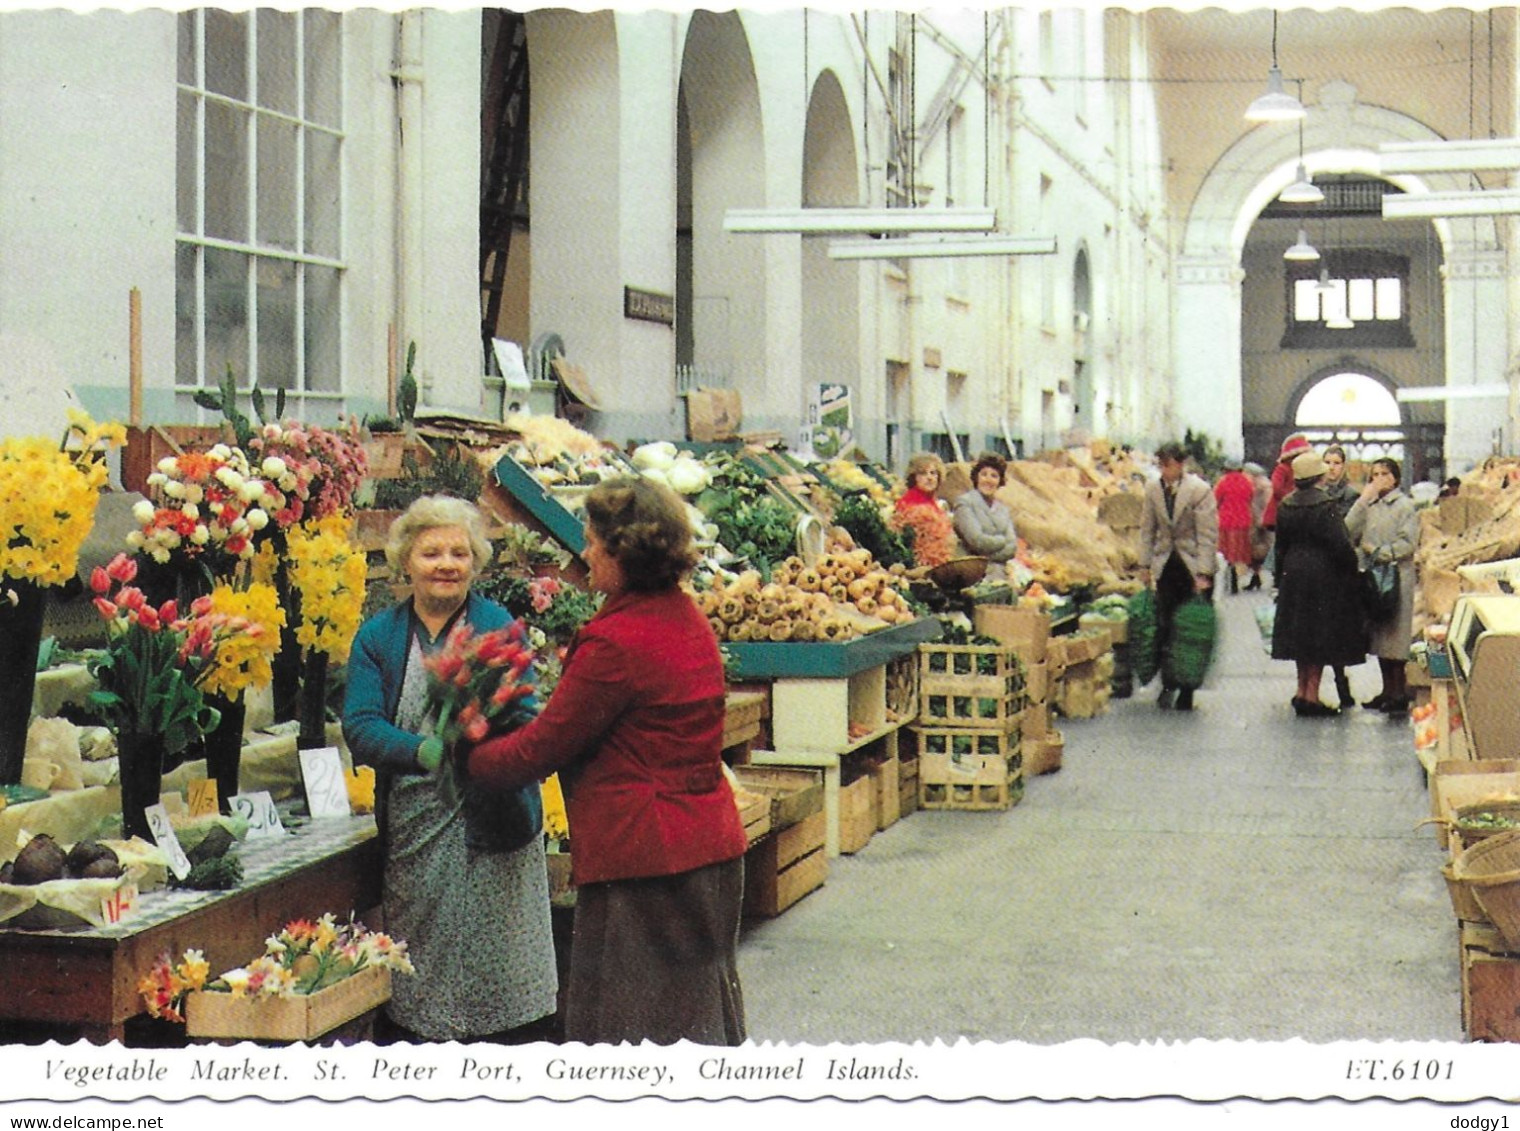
[105,553,138,583]
[159,600,179,623]
[93,597,118,620]
[90,567,110,595]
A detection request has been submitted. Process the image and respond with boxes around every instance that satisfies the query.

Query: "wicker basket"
[1441,859,1490,923]
[1453,828,1520,950]
[1450,801,1520,850]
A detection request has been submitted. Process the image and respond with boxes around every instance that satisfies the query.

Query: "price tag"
[100,880,139,925]
[187,779,219,818]
[144,804,192,880]
[229,791,287,839]
[298,746,353,818]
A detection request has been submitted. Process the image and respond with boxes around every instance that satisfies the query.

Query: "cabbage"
[630,441,678,471]
[667,457,711,495]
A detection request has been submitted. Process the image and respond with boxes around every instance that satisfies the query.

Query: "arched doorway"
[1287,366,1444,482]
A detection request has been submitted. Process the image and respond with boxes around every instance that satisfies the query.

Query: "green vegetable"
[174,853,244,891]
[832,493,914,569]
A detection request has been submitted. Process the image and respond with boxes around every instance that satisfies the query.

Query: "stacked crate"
[912,642,1026,810]
[973,604,1060,776]
[1052,626,1114,720]
[734,766,828,917]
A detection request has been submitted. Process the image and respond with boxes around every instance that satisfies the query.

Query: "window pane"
[304,9,342,128]
[204,247,250,388]
[304,128,341,259]
[204,9,247,101]
[256,9,297,116]
[304,265,342,392]
[256,115,298,250]
[1322,279,1348,323]
[175,244,200,386]
[1293,279,1320,321]
[204,100,249,242]
[257,257,298,391]
[177,91,198,234]
[1376,277,1402,320]
[177,11,197,87]
[1348,278,1375,322]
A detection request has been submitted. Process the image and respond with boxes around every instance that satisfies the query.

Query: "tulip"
[90,567,110,595]
[93,597,117,620]
[106,553,138,583]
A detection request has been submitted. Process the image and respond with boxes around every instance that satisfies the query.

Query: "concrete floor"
[737,587,1461,1045]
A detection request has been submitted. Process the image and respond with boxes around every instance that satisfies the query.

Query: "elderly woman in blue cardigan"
[343,495,556,1043]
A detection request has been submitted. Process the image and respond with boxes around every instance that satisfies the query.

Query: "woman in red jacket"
[1213,458,1256,594]
[467,476,747,1045]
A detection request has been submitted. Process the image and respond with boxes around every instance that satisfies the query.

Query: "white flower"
[183,484,204,506]
[190,525,210,545]
[182,503,199,521]
[151,548,171,565]
[261,456,287,479]
[156,457,178,474]
[208,444,232,461]
[146,472,167,489]
[238,479,267,504]
[279,473,298,492]
[230,517,248,535]
[162,480,186,500]
[246,508,270,531]
[132,499,157,525]
[125,530,145,549]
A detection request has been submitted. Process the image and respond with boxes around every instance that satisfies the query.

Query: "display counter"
[0,814,381,1044]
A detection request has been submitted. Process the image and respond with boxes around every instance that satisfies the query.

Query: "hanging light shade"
[1280,162,1324,204]
[1283,229,1320,261]
[1245,64,1305,123]
[1314,266,1335,292]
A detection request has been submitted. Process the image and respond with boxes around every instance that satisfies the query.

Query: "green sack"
[1164,595,1217,690]
[1127,588,1160,687]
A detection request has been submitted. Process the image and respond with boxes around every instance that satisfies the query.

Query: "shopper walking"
[1213,457,1256,594]
[1138,442,1218,711]
[1345,456,1420,715]
[952,452,1020,580]
[467,476,748,1046]
[1270,451,1368,717]
[1244,461,1272,591]
[343,495,557,1043]
[1320,445,1360,708]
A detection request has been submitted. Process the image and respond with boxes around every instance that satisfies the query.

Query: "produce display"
[814,459,897,510]
[0,833,120,885]
[694,546,915,643]
[497,414,632,488]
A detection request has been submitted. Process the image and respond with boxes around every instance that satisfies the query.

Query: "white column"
[1442,248,1510,468]
[1172,255,1245,455]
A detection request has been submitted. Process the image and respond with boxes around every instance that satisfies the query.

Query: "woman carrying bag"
[1345,457,1420,714]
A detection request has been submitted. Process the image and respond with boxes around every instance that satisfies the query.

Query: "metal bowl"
[928,556,989,591]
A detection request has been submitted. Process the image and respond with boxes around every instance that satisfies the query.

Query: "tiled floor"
[738,588,1460,1044]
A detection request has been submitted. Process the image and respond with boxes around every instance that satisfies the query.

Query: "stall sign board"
[144,804,192,880]
[231,791,288,839]
[299,747,354,818]
[187,779,219,818]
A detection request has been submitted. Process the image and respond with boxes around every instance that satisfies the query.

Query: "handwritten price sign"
[229,791,287,839]
[100,880,139,925]
[144,804,192,880]
[187,779,219,818]
[299,747,353,819]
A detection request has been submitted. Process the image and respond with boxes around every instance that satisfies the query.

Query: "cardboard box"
[1023,661,1049,705]
[744,809,827,918]
[837,775,875,854]
[973,605,1049,663]
[186,965,391,1041]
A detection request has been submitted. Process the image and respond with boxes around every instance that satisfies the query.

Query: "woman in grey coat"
[952,452,1019,580]
[1344,456,1420,714]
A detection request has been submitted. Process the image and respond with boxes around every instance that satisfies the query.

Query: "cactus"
[397,341,419,425]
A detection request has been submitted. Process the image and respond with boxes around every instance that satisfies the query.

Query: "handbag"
[1361,562,1400,623]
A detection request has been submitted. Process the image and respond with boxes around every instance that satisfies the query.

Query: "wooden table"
[0,815,382,1044]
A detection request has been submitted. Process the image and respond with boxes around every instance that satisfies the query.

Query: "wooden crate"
[869,755,900,830]
[916,641,1027,728]
[1055,668,1110,719]
[732,765,824,829]
[734,787,772,845]
[121,424,226,494]
[917,748,1024,811]
[837,775,875,854]
[186,965,391,1042]
[723,689,769,750]
[911,724,1020,763]
[744,809,827,918]
[898,754,919,817]
[1462,922,1520,1042]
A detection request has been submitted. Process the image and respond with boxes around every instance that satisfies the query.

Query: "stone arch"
[1174,81,1504,466]
[677,13,767,403]
[1288,361,1404,426]
[801,68,861,437]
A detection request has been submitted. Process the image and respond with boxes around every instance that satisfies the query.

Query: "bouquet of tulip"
[423,620,538,748]
[87,553,266,758]
[140,913,413,1022]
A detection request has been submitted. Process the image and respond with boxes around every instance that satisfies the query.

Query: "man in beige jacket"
[1138,442,1220,711]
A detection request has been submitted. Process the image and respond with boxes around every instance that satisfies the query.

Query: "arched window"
[1295,372,1401,427]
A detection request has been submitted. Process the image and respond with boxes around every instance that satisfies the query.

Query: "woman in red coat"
[1213,458,1256,593]
[467,476,747,1045]
[1261,433,1312,586]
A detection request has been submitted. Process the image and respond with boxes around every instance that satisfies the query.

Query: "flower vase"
[271,555,303,724]
[117,730,166,841]
[0,580,48,785]
[202,693,247,813]
[298,650,329,750]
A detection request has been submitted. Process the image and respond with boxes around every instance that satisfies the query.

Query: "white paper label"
[144,803,192,880]
[100,880,138,924]
[229,790,286,838]
[299,746,353,818]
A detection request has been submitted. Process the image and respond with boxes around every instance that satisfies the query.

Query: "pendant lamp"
[1245,12,1306,123]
